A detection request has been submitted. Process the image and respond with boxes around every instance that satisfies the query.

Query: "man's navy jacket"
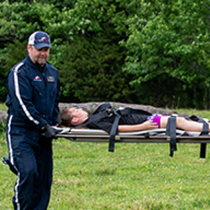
[6,54,60,130]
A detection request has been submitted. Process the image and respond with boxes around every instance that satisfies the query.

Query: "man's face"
[27,45,50,67]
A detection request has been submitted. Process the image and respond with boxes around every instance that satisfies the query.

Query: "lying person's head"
[59,108,88,127]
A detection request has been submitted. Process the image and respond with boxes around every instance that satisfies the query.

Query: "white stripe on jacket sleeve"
[13,62,39,125]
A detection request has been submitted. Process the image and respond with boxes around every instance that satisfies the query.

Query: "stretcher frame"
[56,128,210,158]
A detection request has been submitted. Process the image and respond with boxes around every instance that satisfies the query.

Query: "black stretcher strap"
[76,103,120,152]
[166,116,177,157]
[167,115,209,158]
[109,109,121,152]
[108,108,151,152]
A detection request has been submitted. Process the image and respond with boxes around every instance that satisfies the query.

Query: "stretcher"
[55,127,210,158]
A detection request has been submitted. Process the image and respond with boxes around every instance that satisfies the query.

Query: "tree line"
[1,0,210,109]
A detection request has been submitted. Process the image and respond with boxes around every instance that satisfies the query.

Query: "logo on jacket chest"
[47,76,55,82]
[33,76,42,81]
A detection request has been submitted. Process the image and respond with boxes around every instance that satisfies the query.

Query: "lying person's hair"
[59,109,74,127]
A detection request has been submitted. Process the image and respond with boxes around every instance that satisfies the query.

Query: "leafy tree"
[3,40,27,71]
[40,0,77,10]
[121,0,210,108]
[1,0,210,108]
[0,1,28,102]
[58,26,135,102]
[57,0,144,102]
[3,0,77,9]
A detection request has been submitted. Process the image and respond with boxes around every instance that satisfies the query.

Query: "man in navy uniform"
[5,31,60,210]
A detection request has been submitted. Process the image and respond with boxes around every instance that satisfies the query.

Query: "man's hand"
[42,124,58,139]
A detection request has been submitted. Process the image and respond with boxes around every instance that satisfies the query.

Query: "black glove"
[42,124,58,139]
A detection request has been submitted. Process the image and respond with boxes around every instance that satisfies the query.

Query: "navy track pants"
[6,115,53,210]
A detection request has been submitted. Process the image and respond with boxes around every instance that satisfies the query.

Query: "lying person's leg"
[160,116,208,132]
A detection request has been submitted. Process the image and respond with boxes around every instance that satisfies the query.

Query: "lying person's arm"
[118,120,158,132]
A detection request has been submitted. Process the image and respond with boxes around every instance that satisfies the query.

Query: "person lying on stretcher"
[59,103,210,134]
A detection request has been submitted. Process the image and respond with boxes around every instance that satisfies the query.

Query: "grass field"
[1,106,210,209]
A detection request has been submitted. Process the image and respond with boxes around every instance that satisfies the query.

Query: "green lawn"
[1,107,210,209]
